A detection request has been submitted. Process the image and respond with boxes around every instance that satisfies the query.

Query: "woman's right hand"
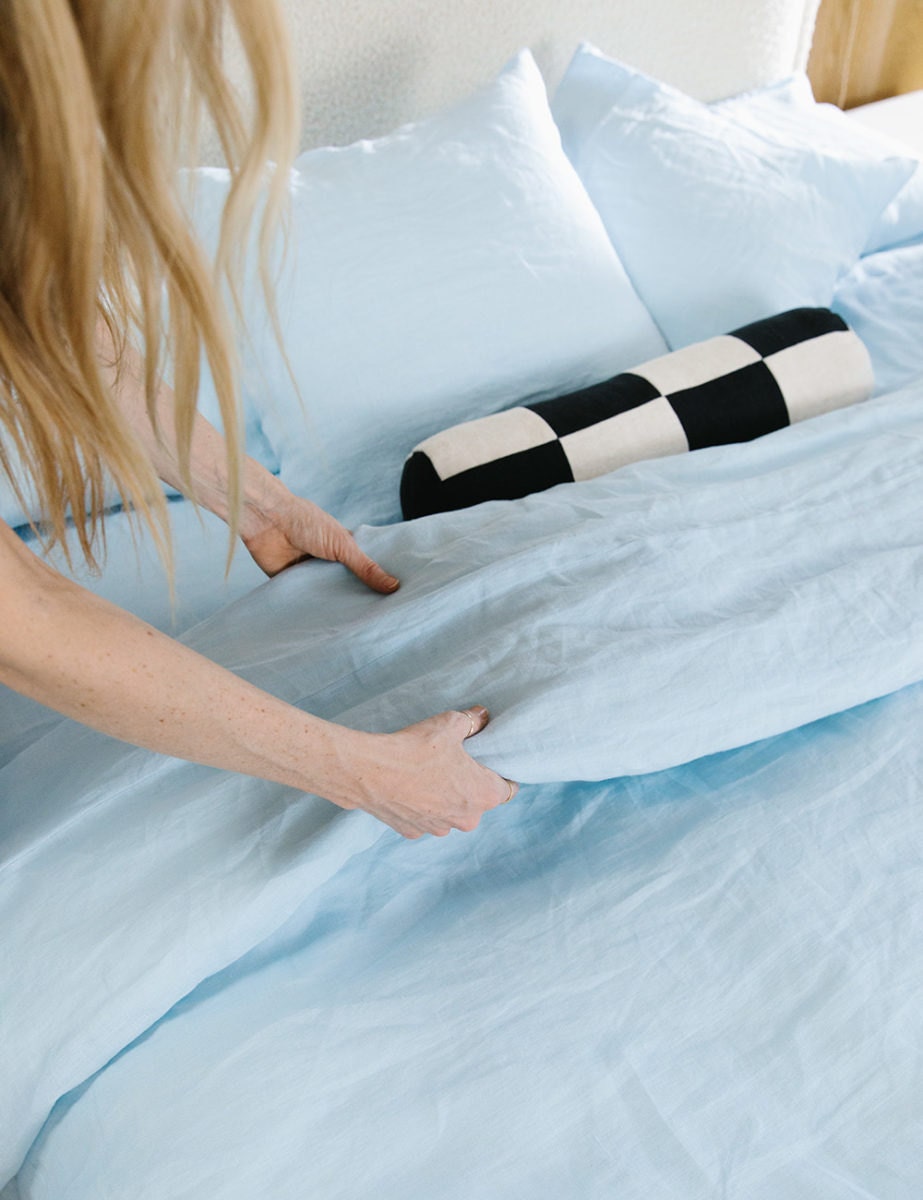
[336,705,518,839]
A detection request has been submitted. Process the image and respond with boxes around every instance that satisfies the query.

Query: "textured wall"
[213,0,821,158]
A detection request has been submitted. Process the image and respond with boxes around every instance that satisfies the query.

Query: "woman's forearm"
[0,519,362,802]
[5,335,508,833]
[98,326,278,541]
[0,521,513,834]
[97,327,401,589]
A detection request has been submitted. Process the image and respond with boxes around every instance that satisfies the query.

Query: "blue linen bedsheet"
[3,378,923,1196]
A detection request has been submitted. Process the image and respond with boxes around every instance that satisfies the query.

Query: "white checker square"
[633,335,762,396]
[765,330,874,421]
[561,395,688,482]
[419,405,557,481]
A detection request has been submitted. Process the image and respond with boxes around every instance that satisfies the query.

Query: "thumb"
[334,531,400,594]
[452,705,490,741]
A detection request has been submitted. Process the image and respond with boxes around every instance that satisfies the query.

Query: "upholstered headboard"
[216,0,821,157]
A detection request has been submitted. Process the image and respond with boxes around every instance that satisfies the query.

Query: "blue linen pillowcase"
[552,43,815,164]
[188,51,668,530]
[175,173,281,478]
[552,45,816,169]
[718,86,923,255]
[0,444,42,531]
[0,376,277,532]
[833,241,923,394]
[551,47,914,350]
[554,43,923,257]
[0,442,123,532]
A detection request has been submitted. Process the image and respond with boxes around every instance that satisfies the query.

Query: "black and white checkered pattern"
[400,308,873,520]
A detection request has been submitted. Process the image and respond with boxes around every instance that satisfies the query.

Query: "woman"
[0,0,515,837]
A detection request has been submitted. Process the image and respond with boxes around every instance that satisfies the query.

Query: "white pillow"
[190,50,668,528]
[551,46,914,349]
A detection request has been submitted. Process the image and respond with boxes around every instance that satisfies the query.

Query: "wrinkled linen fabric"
[19,686,923,1199]
[551,47,914,349]
[833,240,923,395]
[3,380,923,1190]
[554,46,923,256]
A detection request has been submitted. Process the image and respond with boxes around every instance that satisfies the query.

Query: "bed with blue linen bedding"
[4,369,923,1198]
[3,27,923,1200]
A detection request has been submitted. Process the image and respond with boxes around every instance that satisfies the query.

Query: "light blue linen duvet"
[3,379,923,1196]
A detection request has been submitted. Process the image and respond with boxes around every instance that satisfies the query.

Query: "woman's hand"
[240,482,400,593]
[97,335,398,595]
[237,495,519,838]
[334,706,519,839]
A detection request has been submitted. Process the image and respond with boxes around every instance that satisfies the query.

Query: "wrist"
[270,716,382,812]
[237,461,291,543]
[224,692,367,806]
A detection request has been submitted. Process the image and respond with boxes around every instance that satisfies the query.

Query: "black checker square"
[731,307,847,357]
[667,360,790,451]
[527,372,661,438]
[401,439,573,519]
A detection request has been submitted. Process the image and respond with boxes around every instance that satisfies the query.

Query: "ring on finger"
[458,709,477,739]
[502,778,516,804]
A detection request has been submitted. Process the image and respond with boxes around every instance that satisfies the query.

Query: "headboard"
[260,0,822,153]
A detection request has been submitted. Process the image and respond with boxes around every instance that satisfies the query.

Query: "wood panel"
[808,0,923,107]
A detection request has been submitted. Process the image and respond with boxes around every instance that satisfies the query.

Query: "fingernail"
[384,575,400,591]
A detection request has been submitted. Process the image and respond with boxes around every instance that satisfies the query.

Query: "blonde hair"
[0,0,297,569]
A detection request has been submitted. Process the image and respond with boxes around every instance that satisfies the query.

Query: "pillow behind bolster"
[550,48,914,350]
[400,309,873,519]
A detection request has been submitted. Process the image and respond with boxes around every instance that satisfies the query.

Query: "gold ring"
[459,709,477,739]
[502,778,515,804]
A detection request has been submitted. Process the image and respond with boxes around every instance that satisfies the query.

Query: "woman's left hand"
[241,484,400,594]
[100,344,398,594]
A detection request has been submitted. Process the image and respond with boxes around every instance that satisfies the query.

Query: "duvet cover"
[3,370,923,1198]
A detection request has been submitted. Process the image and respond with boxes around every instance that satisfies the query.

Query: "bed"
[3,1,923,1196]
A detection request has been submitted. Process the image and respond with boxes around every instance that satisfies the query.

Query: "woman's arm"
[99,328,398,587]
[59,332,515,832]
[0,519,514,837]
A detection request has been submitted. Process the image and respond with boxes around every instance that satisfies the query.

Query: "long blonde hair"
[0,0,297,569]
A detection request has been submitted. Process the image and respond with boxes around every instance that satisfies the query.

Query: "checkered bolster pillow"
[400,308,873,520]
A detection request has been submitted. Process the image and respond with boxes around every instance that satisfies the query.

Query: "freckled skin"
[0,341,516,838]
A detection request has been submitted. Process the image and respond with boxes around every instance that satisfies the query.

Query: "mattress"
[848,88,923,158]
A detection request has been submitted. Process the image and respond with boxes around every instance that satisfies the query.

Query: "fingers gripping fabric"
[400,308,873,519]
